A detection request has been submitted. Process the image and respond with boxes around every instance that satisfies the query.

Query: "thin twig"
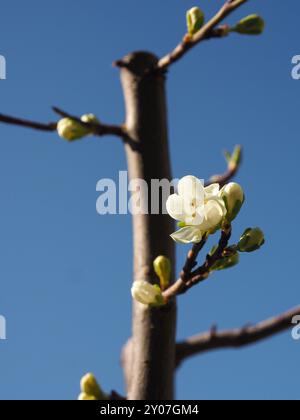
[0,113,57,132]
[163,226,232,302]
[180,235,208,282]
[176,306,300,366]
[157,0,248,71]
[205,148,243,188]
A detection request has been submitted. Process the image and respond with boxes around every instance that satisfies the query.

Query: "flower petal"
[204,183,220,198]
[178,176,205,205]
[170,226,202,244]
[184,205,205,226]
[200,198,227,232]
[166,194,185,222]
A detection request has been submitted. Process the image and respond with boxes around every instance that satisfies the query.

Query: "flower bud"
[81,114,100,125]
[186,7,205,36]
[78,393,97,401]
[211,252,240,271]
[80,373,107,400]
[233,15,265,35]
[221,182,245,222]
[57,118,89,141]
[229,145,242,171]
[131,281,164,306]
[237,228,265,253]
[153,256,172,290]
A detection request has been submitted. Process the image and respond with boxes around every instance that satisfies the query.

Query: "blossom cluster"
[131,175,265,307]
[166,176,243,244]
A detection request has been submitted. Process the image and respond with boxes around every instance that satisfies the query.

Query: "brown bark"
[119,52,176,400]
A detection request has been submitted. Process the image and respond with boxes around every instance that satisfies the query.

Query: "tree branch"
[0,113,57,132]
[176,306,300,366]
[52,107,126,138]
[0,108,126,139]
[163,226,232,302]
[157,0,248,71]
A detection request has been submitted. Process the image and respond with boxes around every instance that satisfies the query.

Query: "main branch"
[118,52,176,400]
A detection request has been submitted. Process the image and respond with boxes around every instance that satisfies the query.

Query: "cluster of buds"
[57,113,100,141]
[185,7,265,37]
[78,373,108,401]
[164,172,265,274]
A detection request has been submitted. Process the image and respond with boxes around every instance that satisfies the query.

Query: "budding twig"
[0,108,126,140]
[176,305,300,366]
[52,106,126,138]
[163,225,232,302]
[157,0,248,71]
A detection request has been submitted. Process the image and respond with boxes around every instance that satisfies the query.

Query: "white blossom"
[166,176,227,244]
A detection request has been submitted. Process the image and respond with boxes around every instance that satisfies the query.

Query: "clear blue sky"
[0,0,299,400]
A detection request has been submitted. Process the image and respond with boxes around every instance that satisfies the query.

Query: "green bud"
[153,256,172,290]
[57,118,89,141]
[237,228,265,253]
[177,222,186,228]
[221,182,245,222]
[229,145,242,170]
[233,14,265,35]
[80,373,107,400]
[186,7,205,36]
[211,252,240,271]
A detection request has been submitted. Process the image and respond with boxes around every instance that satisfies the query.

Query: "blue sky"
[0,0,299,400]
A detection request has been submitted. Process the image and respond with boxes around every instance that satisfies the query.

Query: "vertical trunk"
[119,52,176,400]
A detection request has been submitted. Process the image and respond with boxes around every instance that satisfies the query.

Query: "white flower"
[166,176,227,244]
[131,281,164,306]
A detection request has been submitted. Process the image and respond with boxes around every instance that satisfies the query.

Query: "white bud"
[57,118,89,141]
[81,114,100,125]
[131,281,164,306]
[221,182,245,222]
